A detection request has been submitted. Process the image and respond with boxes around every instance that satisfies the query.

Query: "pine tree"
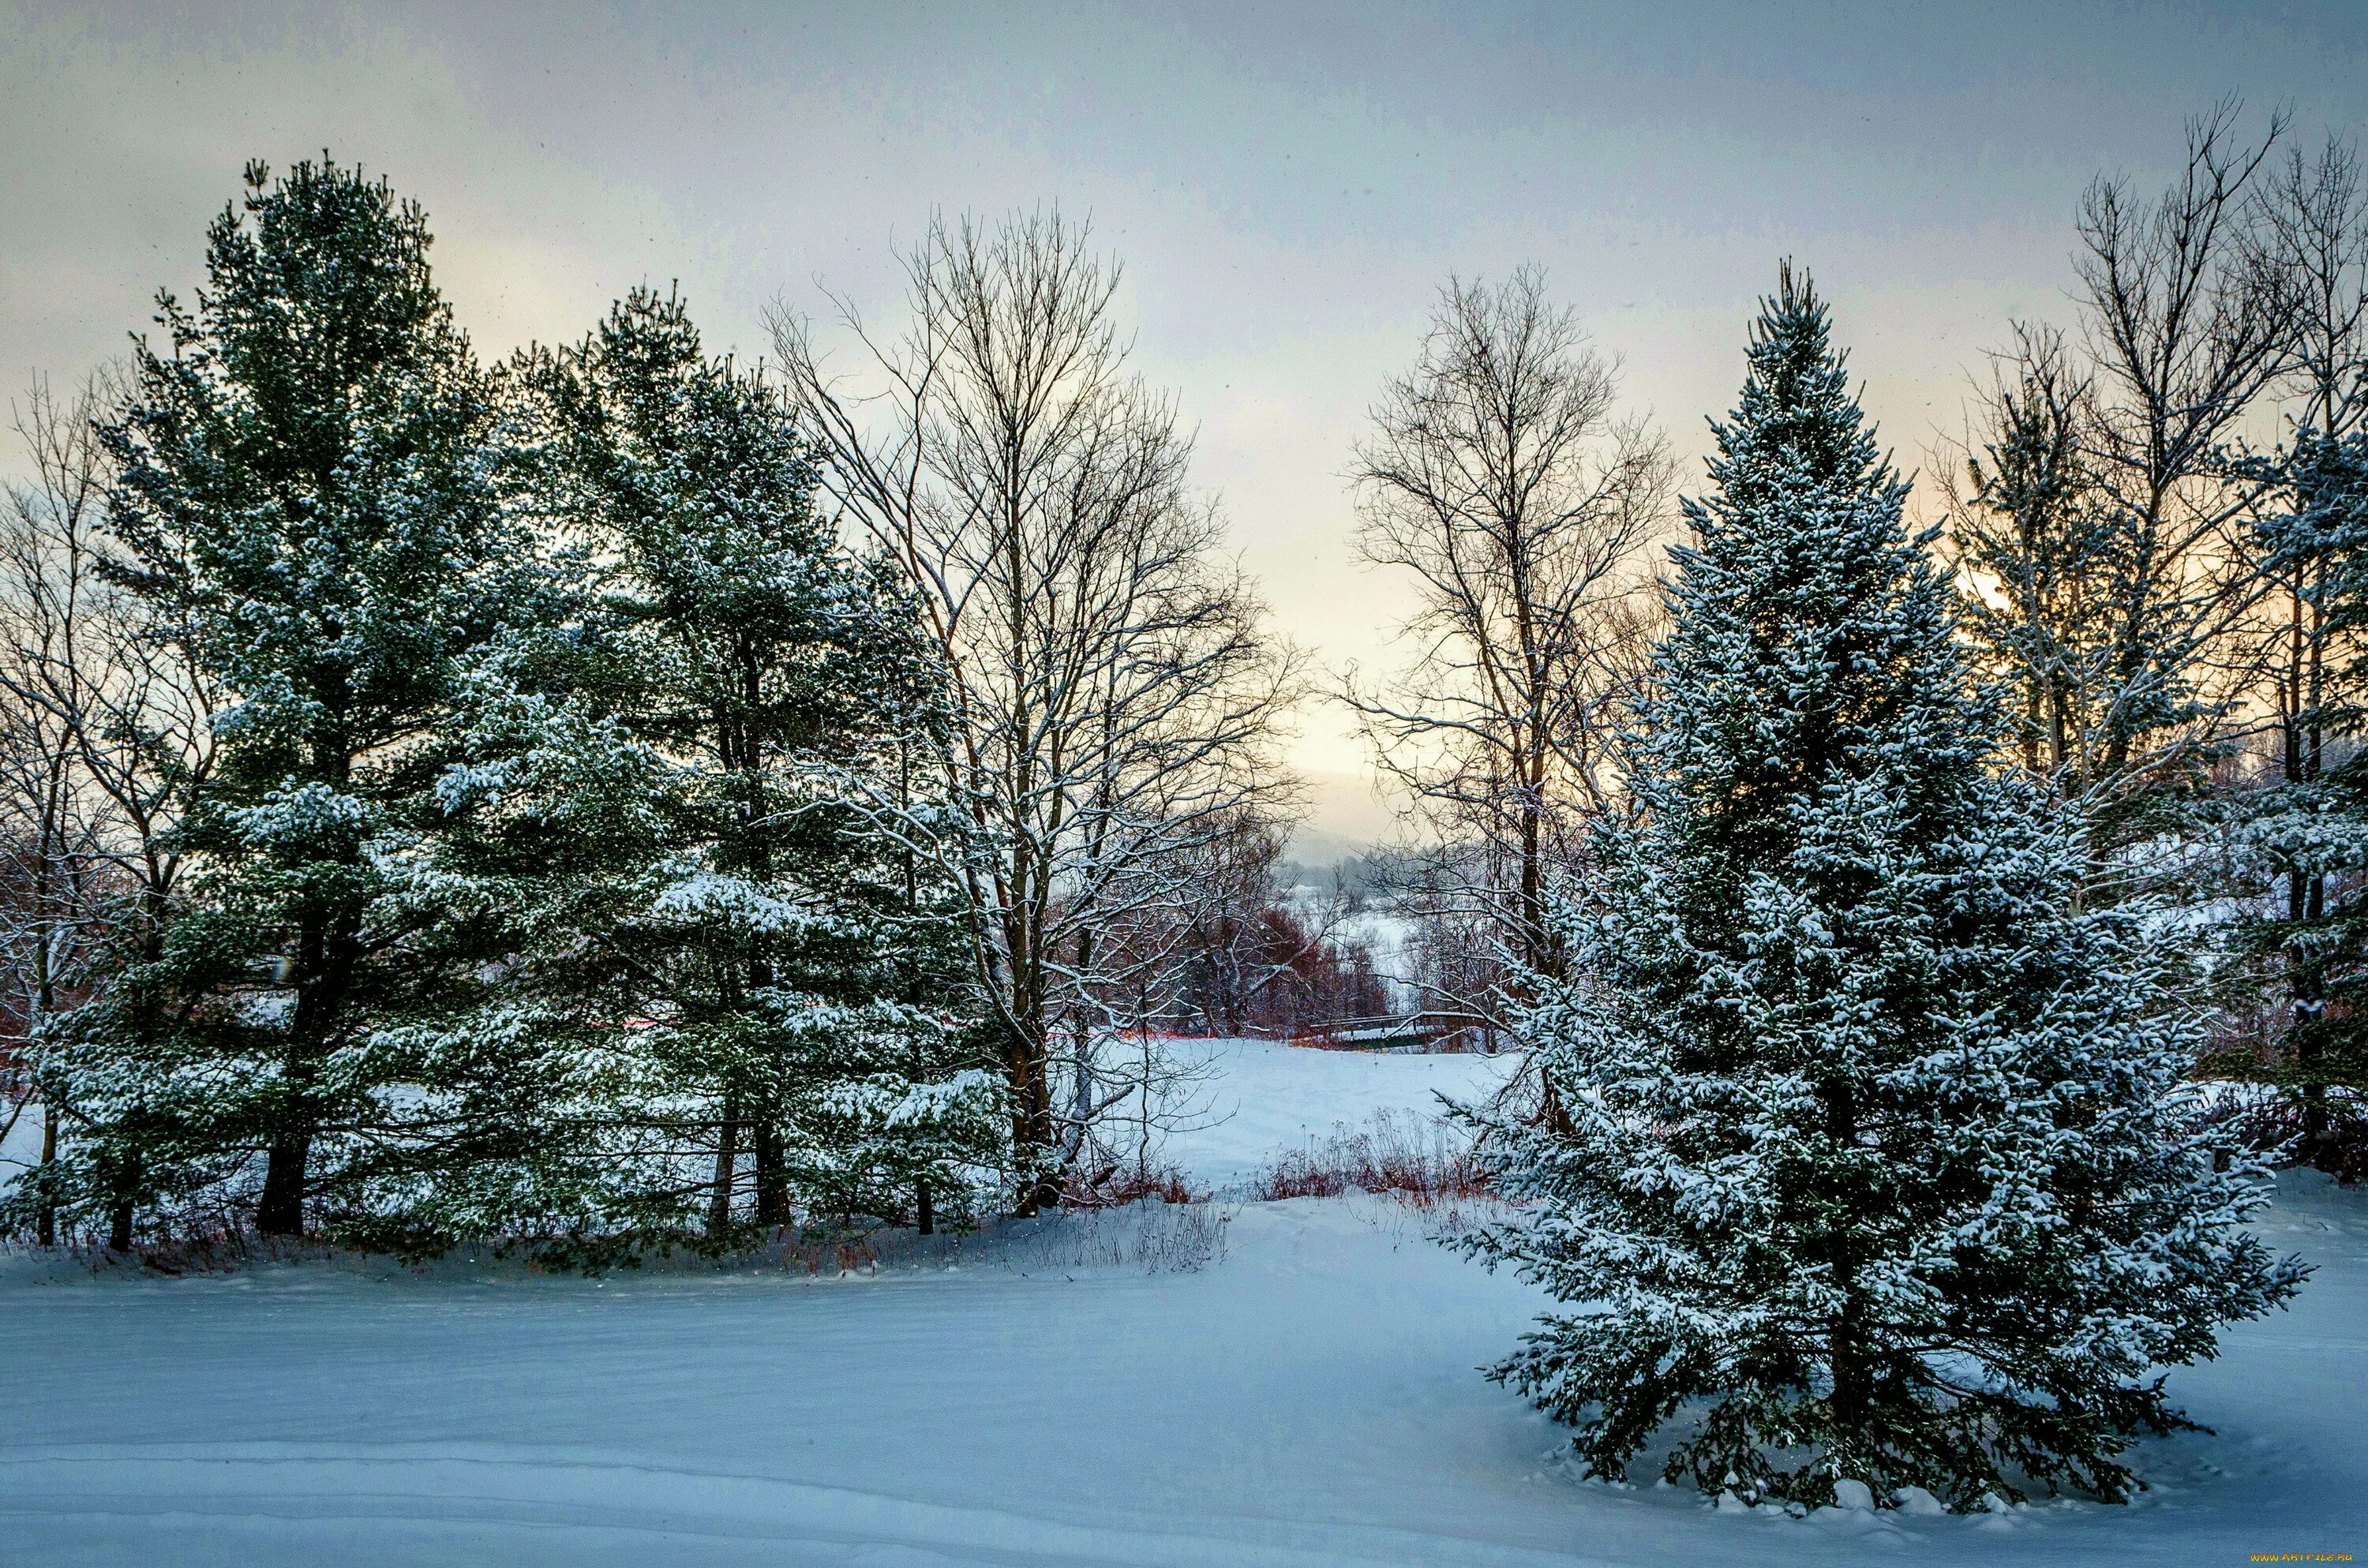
[1946,329,2235,858]
[357,288,998,1251]
[81,158,526,1239]
[1948,336,2123,786]
[1459,267,2304,1511]
[2233,423,2368,1172]
[338,672,688,1251]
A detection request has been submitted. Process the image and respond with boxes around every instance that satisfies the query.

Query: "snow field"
[1,1040,2362,1566]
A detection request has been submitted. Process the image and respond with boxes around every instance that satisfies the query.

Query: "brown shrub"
[1255,1110,1489,1208]
[1062,1162,1206,1208]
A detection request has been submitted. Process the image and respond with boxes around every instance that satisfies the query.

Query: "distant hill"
[1283,769,1398,865]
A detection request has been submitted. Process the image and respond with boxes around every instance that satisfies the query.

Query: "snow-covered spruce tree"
[363,287,997,1251]
[1458,267,2305,1511]
[84,158,529,1239]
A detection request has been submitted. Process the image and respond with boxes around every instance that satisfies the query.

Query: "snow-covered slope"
[2,1046,2362,1566]
[1158,1035,1517,1190]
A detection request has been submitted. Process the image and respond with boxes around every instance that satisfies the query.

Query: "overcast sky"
[5,0,2366,839]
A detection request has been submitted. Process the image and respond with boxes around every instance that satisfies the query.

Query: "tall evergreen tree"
[83,158,524,1238]
[1459,267,2303,1511]
[358,288,997,1249]
[1948,335,2128,789]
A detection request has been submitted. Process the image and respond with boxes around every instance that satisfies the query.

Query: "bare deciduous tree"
[2255,131,2368,802]
[774,212,1301,1211]
[1944,101,2302,878]
[0,378,114,1244]
[1096,808,1384,1040]
[0,374,218,1248]
[2061,97,2299,844]
[1342,268,1671,1003]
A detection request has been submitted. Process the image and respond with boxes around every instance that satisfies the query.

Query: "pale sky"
[6,1,2366,845]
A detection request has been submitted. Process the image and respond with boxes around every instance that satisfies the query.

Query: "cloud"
[6,0,2362,779]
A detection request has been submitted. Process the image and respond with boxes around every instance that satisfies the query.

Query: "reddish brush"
[1062,1163,1206,1208]
[777,1235,882,1274]
[1257,1158,1351,1200]
[1254,1113,1491,1208]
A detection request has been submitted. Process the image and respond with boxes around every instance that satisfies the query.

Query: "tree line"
[1331,97,2357,1512]
[1460,257,2303,1515]
[1352,101,2368,1167]
[0,159,1307,1251]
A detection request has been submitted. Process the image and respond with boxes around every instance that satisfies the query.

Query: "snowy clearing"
[2,1042,2362,1566]
[1155,1035,1519,1191]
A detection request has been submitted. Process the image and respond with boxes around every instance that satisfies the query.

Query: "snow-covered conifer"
[369,288,998,1248]
[1459,266,2305,1510]
[77,158,529,1238]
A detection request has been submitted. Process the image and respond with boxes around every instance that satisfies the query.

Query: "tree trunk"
[34,915,58,1245]
[36,1104,57,1246]
[1519,793,1546,986]
[257,1133,309,1237]
[915,1175,935,1236]
[2282,565,2332,1165]
[708,1106,740,1237]
[262,898,349,1241]
[752,1118,790,1229]
[995,911,1061,1218]
[1010,1020,1058,1217]
[1534,1065,1575,1136]
[1823,1076,1869,1435]
[2299,868,2332,1162]
[1829,1289,1870,1431]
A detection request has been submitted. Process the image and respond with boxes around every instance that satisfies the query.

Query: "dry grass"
[775,1234,884,1274]
[1255,1110,1490,1209]
[1062,1162,1205,1208]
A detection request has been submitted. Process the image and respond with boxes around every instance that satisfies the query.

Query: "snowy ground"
[1156,1035,1516,1191]
[0,1092,39,1183]
[2,1044,2362,1566]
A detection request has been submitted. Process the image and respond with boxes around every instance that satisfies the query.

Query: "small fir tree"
[1459,267,2304,1511]
[1947,332,2222,853]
